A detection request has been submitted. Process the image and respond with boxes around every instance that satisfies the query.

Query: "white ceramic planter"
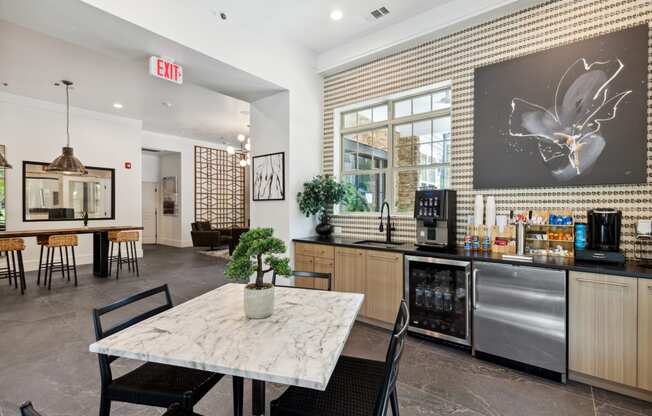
[244,285,275,319]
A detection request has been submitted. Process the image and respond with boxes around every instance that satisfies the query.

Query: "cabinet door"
[639,279,652,391]
[334,247,366,315]
[314,257,334,291]
[569,272,638,387]
[294,254,315,289]
[365,250,404,324]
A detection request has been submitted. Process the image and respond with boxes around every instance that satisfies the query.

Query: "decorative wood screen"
[194,146,246,229]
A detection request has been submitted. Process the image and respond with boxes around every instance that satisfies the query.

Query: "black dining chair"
[270,300,409,416]
[19,401,192,416]
[272,271,332,291]
[92,285,243,415]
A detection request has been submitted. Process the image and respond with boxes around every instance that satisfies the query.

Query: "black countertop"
[294,236,652,280]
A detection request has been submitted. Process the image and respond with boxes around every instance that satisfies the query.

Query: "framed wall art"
[252,152,285,201]
[473,25,648,189]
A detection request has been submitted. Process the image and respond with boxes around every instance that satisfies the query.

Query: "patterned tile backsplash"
[323,0,652,257]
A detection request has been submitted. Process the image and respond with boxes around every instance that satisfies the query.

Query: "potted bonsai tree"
[225,228,291,319]
[297,175,346,237]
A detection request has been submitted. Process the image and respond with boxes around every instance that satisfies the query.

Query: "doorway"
[142,182,158,244]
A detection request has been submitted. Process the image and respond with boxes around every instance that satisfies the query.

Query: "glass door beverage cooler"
[404,255,471,346]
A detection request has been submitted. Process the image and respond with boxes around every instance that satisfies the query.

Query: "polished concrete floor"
[0,245,649,416]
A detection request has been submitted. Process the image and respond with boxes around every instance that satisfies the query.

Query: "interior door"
[142,182,158,244]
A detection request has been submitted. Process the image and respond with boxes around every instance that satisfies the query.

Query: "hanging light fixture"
[45,80,87,175]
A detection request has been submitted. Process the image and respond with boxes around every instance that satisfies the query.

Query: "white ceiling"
[0,19,254,145]
[0,0,285,102]
[206,0,453,53]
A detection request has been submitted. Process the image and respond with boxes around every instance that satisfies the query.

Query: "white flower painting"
[473,25,647,189]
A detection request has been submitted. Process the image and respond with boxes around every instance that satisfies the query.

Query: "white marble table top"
[89,283,364,390]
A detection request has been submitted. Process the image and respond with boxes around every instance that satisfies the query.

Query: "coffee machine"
[414,189,456,249]
[575,209,625,264]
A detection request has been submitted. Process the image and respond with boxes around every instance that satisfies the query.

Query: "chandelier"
[227,133,251,167]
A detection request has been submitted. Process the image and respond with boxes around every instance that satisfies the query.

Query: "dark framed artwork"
[473,24,648,189]
[252,152,285,201]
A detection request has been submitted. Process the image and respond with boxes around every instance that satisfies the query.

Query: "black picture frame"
[22,161,116,222]
[252,152,285,201]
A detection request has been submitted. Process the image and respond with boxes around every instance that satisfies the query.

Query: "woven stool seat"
[110,231,139,243]
[0,238,25,252]
[46,235,78,247]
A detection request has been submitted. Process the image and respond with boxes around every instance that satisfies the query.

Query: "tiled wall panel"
[323,0,652,256]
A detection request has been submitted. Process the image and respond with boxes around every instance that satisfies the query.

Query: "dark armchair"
[190,222,248,254]
[191,222,228,251]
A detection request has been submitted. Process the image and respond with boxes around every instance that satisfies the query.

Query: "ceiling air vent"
[370,6,390,20]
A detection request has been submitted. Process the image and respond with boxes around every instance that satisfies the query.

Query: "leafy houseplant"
[225,228,291,319]
[297,175,346,236]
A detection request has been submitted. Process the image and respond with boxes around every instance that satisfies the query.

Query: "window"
[338,86,451,214]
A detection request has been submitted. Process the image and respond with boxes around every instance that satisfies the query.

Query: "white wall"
[0,91,143,271]
[141,152,161,183]
[141,130,231,248]
[250,92,290,242]
[80,0,323,259]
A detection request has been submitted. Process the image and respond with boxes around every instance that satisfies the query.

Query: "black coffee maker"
[576,209,625,263]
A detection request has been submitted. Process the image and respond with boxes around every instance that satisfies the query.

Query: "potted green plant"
[297,175,346,237]
[225,228,291,319]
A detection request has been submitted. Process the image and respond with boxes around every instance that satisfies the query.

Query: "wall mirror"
[23,161,115,221]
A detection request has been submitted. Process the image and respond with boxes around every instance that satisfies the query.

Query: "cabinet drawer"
[365,250,402,263]
[313,244,334,259]
[295,243,315,257]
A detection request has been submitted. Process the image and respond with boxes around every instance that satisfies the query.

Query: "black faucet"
[378,201,395,243]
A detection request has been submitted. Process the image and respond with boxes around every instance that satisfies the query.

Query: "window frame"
[333,81,452,216]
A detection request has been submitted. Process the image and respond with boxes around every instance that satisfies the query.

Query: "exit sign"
[148,56,183,84]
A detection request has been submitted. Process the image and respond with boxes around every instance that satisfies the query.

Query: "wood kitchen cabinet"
[294,242,405,325]
[293,243,334,290]
[569,271,638,387]
[639,279,652,391]
[365,250,403,324]
[334,247,367,314]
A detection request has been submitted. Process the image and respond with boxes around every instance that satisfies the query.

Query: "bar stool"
[0,238,26,295]
[43,235,78,290]
[109,231,140,279]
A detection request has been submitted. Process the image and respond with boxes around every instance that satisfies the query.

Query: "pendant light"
[45,80,87,175]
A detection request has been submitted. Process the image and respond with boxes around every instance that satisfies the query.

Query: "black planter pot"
[315,222,334,237]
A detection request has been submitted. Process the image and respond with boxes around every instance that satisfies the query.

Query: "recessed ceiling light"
[112,102,123,109]
[237,134,246,142]
[330,9,343,21]
[162,101,173,108]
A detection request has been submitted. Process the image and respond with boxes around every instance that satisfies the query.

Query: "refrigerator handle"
[472,268,478,309]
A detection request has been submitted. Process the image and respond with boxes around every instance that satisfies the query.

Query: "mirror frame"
[22,161,116,222]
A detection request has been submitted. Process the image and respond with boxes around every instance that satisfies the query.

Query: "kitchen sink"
[354,240,404,247]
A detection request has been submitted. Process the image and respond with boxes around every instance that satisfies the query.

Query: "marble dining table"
[89,283,365,415]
